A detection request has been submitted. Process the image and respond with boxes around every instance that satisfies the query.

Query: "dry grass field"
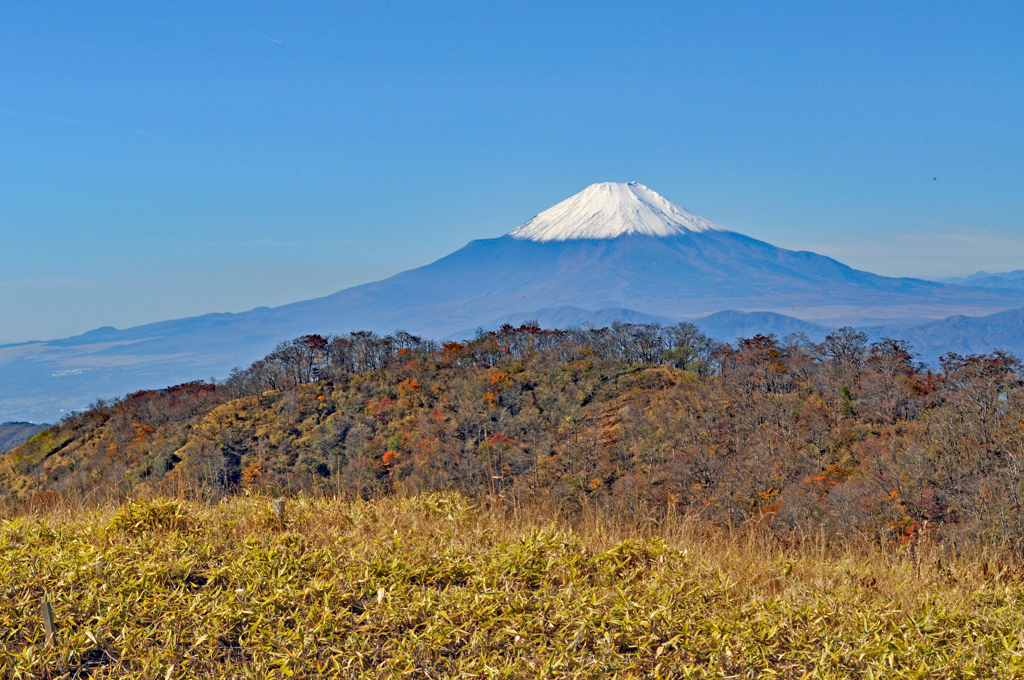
[2,493,1024,678]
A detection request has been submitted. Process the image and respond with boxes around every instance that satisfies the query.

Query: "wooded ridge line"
[3,321,1022,549]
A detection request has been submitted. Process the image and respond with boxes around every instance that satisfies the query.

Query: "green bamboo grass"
[2,494,1022,678]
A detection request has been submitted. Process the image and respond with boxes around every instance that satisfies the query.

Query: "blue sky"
[2,0,1022,344]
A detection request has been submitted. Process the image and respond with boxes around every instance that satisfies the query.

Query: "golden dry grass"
[2,493,1023,678]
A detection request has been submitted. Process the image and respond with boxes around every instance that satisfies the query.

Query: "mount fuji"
[4,182,1024,422]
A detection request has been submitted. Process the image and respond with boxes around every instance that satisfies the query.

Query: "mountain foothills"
[866,307,1024,360]
[0,422,50,454]
[3,182,1024,422]
[4,323,1024,548]
[940,269,1024,290]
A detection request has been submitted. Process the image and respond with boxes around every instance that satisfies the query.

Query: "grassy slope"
[2,494,1023,678]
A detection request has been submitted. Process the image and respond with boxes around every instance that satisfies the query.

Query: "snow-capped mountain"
[5,182,1024,422]
[508,182,724,241]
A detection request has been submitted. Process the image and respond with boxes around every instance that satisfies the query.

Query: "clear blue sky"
[2,0,1022,344]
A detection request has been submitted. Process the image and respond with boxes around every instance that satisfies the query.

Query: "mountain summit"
[508,182,725,241]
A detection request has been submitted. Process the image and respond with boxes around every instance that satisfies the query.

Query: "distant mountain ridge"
[4,182,1024,422]
[0,422,50,454]
[940,270,1024,290]
[865,307,1024,363]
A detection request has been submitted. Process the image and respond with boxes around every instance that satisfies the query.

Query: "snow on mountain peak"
[507,182,726,242]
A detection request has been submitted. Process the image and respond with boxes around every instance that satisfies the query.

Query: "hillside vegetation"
[2,322,1023,546]
[3,493,1024,678]
[0,422,50,455]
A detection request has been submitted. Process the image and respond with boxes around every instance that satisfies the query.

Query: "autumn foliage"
[2,323,1023,548]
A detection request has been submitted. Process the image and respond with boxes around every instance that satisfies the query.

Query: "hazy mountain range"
[3,182,1023,423]
[0,422,50,454]
[939,270,1024,290]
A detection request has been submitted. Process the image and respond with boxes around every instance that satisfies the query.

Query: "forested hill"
[3,322,1023,546]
